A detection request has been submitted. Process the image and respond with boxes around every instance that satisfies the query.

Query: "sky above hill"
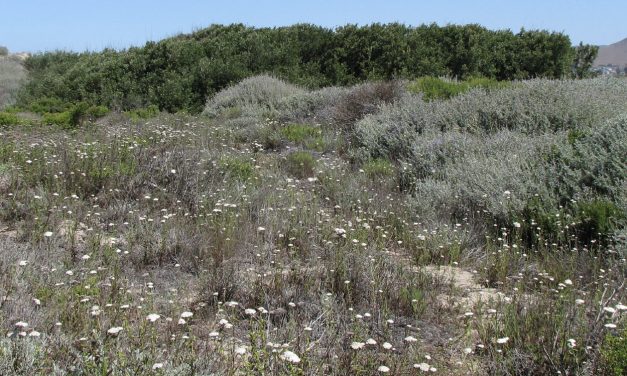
[1,0,624,52]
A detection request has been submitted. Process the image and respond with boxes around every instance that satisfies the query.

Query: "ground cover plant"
[0,63,626,376]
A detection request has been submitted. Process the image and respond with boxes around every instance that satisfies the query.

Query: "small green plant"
[407,76,509,101]
[285,151,316,179]
[280,124,320,143]
[0,112,19,125]
[219,156,254,181]
[362,158,394,179]
[575,199,624,244]
[42,111,71,126]
[601,328,627,376]
[125,105,159,121]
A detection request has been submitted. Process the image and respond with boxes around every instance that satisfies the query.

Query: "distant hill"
[594,37,627,67]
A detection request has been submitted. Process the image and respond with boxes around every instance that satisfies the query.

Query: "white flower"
[107,327,123,335]
[616,304,627,311]
[178,318,187,325]
[18,260,28,266]
[382,342,393,350]
[209,331,220,337]
[244,308,256,316]
[496,337,509,344]
[351,341,365,350]
[377,365,390,373]
[575,299,585,305]
[280,350,301,364]
[366,338,377,345]
[234,346,247,355]
[15,321,29,328]
[605,323,617,328]
[567,338,576,348]
[404,336,418,343]
[44,231,53,237]
[152,363,163,370]
[564,279,573,286]
[28,330,41,337]
[146,313,160,322]
[604,307,617,314]
[180,311,193,318]
[415,363,431,372]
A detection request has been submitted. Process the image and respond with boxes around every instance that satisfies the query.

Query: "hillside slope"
[595,37,627,66]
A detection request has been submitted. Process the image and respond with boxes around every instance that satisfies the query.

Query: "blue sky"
[1,0,624,52]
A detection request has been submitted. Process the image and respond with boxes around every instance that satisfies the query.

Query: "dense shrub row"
[18,23,586,113]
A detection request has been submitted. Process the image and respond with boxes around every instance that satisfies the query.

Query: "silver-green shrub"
[203,74,306,117]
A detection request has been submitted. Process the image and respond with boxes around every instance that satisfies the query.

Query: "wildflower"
[415,363,431,372]
[604,323,617,329]
[152,363,163,370]
[404,336,418,343]
[234,346,247,355]
[496,337,509,344]
[351,342,365,350]
[575,299,585,305]
[18,260,28,266]
[382,342,393,350]
[280,350,301,364]
[366,338,377,345]
[604,307,616,314]
[209,331,220,337]
[44,231,53,237]
[178,318,187,325]
[377,365,390,373]
[28,331,41,337]
[146,313,160,322]
[15,321,28,328]
[513,222,521,228]
[244,308,256,316]
[107,327,123,335]
[180,311,193,318]
[567,338,576,348]
[564,279,573,286]
[616,304,627,311]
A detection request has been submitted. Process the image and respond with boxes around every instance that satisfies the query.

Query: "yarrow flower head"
[146,313,161,322]
[280,350,301,364]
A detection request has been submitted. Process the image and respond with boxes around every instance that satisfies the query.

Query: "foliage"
[18,23,578,114]
[0,56,27,109]
[0,112,19,126]
[284,151,316,178]
[572,42,600,78]
[407,76,509,100]
[124,105,159,121]
[601,329,627,376]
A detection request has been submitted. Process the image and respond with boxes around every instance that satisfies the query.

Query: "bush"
[280,123,320,143]
[0,112,19,125]
[332,80,404,133]
[407,76,509,101]
[284,151,316,179]
[601,328,627,376]
[362,158,395,179]
[125,105,159,121]
[203,75,305,117]
[42,111,71,126]
[0,57,27,109]
[219,157,254,181]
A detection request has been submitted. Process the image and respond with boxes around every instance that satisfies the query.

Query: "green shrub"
[280,124,320,143]
[362,158,395,179]
[407,76,509,101]
[42,111,71,126]
[86,105,109,119]
[285,151,316,179]
[575,200,625,244]
[601,329,627,376]
[125,105,159,121]
[0,112,19,125]
[25,97,72,114]
[219,157,254,181]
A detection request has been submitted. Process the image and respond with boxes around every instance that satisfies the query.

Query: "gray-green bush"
[0,57,27,109]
